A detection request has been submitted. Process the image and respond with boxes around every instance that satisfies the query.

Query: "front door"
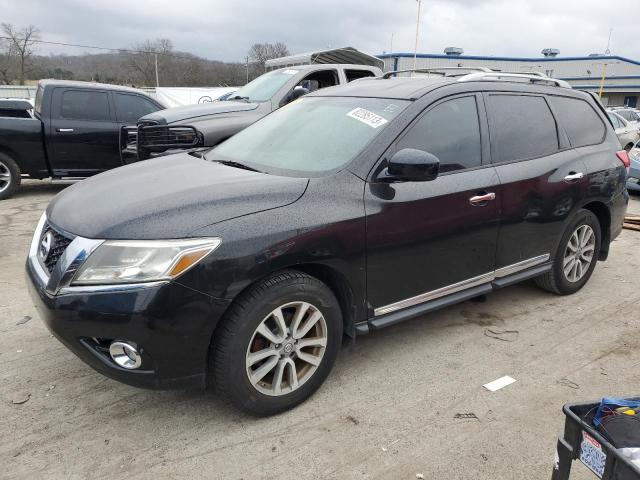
[365,94,501,316]
[48,88,122,176]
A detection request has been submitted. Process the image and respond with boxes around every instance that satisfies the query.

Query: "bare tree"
[247,42,289,73]
[1,23,40,85]
[127,38,173,87]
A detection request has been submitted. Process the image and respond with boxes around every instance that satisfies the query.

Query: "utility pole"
[598,28,613,99]
[245,56,249,84]
[390,33,394,53]
[412,0,423,75]
[154,53,159,87]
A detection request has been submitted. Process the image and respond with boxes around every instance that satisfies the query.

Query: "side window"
[113,93,159,123]
[297,70,339,92]
[608,113,623,129]
[486,94,558,163]
[60,90,110,121]
[397,96,482,173]
[618,110,632,121]
[345,69,376,82]
[548,96,606,147]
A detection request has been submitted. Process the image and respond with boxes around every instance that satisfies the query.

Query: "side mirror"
[288,85,309,103]
[385,148,440,182]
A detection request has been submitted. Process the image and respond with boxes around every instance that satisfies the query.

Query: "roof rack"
[457,71,572,88]
[381,67,492,79]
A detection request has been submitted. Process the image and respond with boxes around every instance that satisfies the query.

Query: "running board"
[51,177,86,184]
[355,262,552,335]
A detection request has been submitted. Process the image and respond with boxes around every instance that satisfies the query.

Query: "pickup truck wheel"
[0,154,20,200]
[209,270,342,416]
[535,209,601,295]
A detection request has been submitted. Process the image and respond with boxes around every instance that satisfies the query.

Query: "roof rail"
[458,71,572,88]
[381,66,492,79]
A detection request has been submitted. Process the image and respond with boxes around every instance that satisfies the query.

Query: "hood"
[141,101,259,125]
[47,154,308,239]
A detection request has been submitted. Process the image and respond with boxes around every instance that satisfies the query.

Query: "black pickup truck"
[0,79,164,199]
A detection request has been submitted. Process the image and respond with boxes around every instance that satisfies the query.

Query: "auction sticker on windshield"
[579,431,607,478]
[346,107,388,129]
[282,70,299,75]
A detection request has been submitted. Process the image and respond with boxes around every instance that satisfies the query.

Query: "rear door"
[48,88,121,176]
[485,92,588,272]
[365,93,501,315]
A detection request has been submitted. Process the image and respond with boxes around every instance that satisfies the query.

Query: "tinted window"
[61,90,109,121]
[549,97,605,147]
[397,96,481,173]
[113,93,158,122]
[487,94,558,163]
[0,108,31,118]
[345,69,376,82]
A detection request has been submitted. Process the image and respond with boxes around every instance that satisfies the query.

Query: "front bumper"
[25,216,230,390]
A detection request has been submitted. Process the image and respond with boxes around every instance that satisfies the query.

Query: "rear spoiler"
[119,124,203,163]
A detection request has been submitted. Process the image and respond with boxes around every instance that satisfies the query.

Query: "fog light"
[109,341,142,369]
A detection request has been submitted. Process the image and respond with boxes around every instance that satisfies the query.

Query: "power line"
[0,35,201,61]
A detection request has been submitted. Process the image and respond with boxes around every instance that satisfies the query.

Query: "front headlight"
[72,238,221,285]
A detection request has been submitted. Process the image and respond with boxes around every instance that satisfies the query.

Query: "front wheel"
[210,271,343,416]
[535,209,601,295]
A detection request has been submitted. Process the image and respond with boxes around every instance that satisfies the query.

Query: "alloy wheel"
[563,224,596,283]
[0,161,11,193]
[245,301,328,396]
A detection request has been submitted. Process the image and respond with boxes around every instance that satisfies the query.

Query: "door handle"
[564,172,584,183]
[56,128,74,133]
[469,192,496,206]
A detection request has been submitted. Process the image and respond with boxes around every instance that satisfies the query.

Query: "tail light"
[616,150,630,168]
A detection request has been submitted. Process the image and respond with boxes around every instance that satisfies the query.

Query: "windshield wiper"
[213,159,261,173]
[227,95,250,103]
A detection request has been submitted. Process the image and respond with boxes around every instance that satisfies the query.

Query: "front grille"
[137,124,202,149]
[40,224,73,273]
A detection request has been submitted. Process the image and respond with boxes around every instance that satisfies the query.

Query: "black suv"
[26,70,629,415]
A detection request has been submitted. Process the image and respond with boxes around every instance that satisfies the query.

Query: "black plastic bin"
[552,398,640,479]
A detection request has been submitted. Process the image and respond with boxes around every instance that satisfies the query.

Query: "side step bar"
[354,263,552,335]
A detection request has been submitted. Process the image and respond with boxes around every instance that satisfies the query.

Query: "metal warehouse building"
[379,51,640,107]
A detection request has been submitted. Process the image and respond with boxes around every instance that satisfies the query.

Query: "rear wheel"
[535,209,601,295]
[0,153,20,200]
[210,271,342,416]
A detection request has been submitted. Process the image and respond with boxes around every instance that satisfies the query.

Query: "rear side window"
[113,93,159,123]
[60,90,110,121]
[486,94,558,163]
[397,96,482,173]
[345,69,376,82]
[548,97,606,148]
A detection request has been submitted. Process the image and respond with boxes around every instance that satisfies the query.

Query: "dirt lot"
[1,181,639,480]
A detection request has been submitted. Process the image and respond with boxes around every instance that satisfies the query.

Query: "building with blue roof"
[378,50,640,107]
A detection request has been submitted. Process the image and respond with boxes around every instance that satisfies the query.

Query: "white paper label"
[483,375,516,392]
[282,69,299,75]
[346,108,388,129]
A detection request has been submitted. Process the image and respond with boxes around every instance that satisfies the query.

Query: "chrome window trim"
[373,254,550,317]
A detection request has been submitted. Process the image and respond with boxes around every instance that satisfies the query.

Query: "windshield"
[208,96,409,175]
[225,69,301,103]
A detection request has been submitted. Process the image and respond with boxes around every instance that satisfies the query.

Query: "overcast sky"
[2,0,638,62]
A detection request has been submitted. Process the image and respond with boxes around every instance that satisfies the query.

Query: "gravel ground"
[1,180,639,480]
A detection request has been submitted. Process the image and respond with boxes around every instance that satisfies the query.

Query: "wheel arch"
[581,201,611,260]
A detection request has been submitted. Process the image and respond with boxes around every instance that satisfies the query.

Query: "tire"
[0,153,21,200]
[210,270,343,416]
[535,209,601,295]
